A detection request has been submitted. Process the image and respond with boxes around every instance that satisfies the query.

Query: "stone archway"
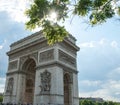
[4,32,79,105]
[22,58,36,104]
[64,73,72,105]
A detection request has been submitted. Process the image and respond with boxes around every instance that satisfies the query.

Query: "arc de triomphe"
[3,31,79,105]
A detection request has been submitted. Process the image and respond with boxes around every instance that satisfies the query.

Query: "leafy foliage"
[80,100,95,105]
[74,0,92,16]
[0,96,3,102]
[79,100,120,105]
[42,20,68,44]
[25,0,120,44]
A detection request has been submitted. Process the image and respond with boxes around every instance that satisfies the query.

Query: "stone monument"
[3,31,80,105]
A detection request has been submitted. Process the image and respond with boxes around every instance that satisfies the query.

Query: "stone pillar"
[34,66,64,105]
[73,73,79,105]
[16,73,26,104]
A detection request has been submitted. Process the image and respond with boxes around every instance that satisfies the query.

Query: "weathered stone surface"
[39,49,54,62]
[8,60,18,70]
[6,78,14,94]
[9,41,47,60]
[40,70,51,94]
[19,52,38,71]
[59,50,76,67]
[3,32,79,105]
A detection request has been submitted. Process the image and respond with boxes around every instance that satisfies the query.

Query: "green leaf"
[74,0,92,16]
[25,0,119,44]
[42,20,68,45]
[93,0,108,8]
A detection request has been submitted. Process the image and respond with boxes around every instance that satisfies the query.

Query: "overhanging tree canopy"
[25,0,120,44]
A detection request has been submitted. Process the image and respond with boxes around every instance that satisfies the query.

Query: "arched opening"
[22,58,36,104]
[64,73,72,105]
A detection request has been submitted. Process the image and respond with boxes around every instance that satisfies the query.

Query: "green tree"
[108,101,115,105]
[25,0,120,44]
[0,96,3,102]
[96,102,103,105]
[103,101,109,105]
[80,100,95,105]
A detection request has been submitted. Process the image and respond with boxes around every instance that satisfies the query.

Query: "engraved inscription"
[40,70,51,94]
[39,49,54,62]
[59,50,76,67]
[8,60,18,70]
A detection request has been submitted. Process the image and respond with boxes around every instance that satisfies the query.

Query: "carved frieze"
[59,42,76,55]
[9,41,47,60]
[8,60,18,70]
[40,70,51,94]
[59,50,76,67]
[39,49,54,62]
[6,78,14,94]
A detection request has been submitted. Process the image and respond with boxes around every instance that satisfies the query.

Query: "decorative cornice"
[7,32,80,56]
[7,37,45,55]
[64,38,80,51]
[10,31,43,48]
[4,94,16,97]
[36,93,64,96]
[6,71,27,76]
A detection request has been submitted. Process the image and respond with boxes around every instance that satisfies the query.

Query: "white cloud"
[79,39,104,48]
[79,89,120,102]
[108,67,120,80]
[78,38,120,102]
[79,80,102,87]
[99,38,108,45]
[79,41,95,48]
[0,0,32,23]
[79,80,120,102]
[0,45,3,50]
[79,38,119,49]
[0,77,6,93]
[0,78,6,82]
[111,41,118,48]
[0,40,6,50]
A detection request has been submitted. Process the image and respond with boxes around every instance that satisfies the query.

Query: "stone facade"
[3,31,80,105]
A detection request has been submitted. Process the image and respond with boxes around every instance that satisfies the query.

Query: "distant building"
[79,97,104,102]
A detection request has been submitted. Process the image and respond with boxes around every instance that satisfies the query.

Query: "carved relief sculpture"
[59,50,76,67]
[40,70,51,94]
[6,78,14,94]
[39,49,54,62]
[8,60,18,70]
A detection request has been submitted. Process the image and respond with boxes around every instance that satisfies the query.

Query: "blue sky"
[0,0,120,102]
